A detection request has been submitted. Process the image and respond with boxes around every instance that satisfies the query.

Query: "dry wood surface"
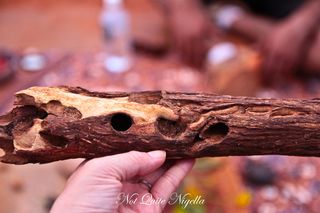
[1,86,320,164]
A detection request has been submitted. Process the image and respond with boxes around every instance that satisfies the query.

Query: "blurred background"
[0,0,320,212]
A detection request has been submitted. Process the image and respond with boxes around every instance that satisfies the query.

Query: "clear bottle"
[100,0,132,73]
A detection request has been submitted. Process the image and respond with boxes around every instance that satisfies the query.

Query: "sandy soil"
[0,0,103,51]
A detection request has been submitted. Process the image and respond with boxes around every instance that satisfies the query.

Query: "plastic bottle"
[100,0,132,73]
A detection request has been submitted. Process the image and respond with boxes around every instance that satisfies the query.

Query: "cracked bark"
[1,86,320,164]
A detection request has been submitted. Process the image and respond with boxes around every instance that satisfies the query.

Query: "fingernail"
[148,150,166,159]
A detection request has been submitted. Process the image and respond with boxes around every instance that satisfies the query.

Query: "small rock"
[260,186,279,201]
[300,163,316,179]
[257,203,277,213]
[310,180,320,194]
[295,186,312,204]
[242,159,276,187]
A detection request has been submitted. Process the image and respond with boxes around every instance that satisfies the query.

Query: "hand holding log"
[1,86,320,164]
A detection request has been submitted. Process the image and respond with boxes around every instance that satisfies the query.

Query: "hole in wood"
[37,108,48,119]
[14,105,48,120]
[45,101,82,119]
[193,133,203,142]
[111,113,133,132]
[40,132,69,147]
[156,118,186,138]
[270,108,295,117]
[202,122,229,140]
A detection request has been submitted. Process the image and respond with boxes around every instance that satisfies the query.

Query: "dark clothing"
[203,0,305,19]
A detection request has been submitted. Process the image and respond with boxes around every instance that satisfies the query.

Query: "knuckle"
[163,172,177,189]
[152,188,164,200]
[80,158,103,174]
[128,151,148,162]
[83,158,99,168]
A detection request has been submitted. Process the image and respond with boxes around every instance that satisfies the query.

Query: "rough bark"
[1,86,320,164]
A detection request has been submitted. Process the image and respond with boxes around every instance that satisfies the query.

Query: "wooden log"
[1,86,320,164]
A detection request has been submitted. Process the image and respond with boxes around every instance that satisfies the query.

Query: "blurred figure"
[220,0,320,84]
[159,0,220,68]
[159,0,320,84]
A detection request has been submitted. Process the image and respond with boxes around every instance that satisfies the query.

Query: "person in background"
[160,0,320,84]
[159,0,220,68]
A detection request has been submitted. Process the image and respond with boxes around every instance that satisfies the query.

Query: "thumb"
[87,150,166,181]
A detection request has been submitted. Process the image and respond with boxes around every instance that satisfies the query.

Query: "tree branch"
[1,86,320,164]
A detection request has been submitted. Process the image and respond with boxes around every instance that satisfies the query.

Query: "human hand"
[51,151,195,213]
[259,20,308,84]
[168,2,216,67]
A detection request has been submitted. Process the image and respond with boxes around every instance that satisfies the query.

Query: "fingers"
[195,38,208,68]
[262,49,296,86]
[179,37,192,65]
[174,34,184,59]
[184,40,193,65]
[141,160,174,185]
[84,151,166,181]
[173,31,207,68]
[190,38,202,68]
[151,159,195,208]
[260,32,300,85]
[260,42,273,83]
[261,43,282,85]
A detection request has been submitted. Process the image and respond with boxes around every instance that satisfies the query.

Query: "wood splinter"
[1,86,320,164]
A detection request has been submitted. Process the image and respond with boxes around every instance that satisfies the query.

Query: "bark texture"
[1,86,320,164]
